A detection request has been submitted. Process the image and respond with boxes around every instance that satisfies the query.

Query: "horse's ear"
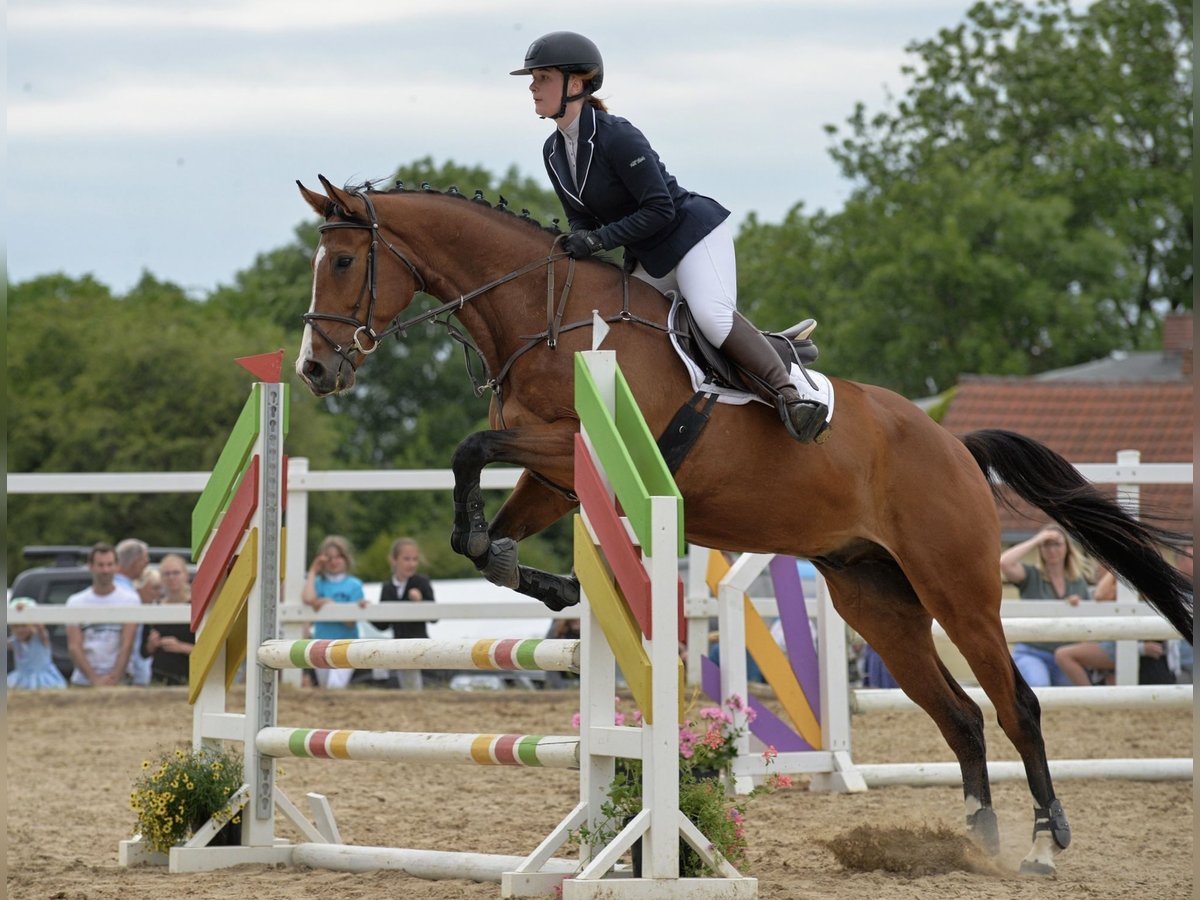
[317,174,367,219]
[297,180,333,218]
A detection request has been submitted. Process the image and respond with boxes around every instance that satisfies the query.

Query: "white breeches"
[631,220,738,346]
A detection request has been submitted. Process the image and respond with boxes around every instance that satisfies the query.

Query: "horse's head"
[294,176,427,396]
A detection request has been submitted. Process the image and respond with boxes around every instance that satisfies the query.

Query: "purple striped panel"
[769,555,821,722]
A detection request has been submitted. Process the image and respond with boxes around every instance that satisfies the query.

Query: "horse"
[293,176,1192,876]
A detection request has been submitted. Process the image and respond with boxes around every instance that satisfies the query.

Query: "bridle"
[303,188,672,407]
[302,191,430,370]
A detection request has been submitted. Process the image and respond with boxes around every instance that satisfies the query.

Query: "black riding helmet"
[511,31,604,119]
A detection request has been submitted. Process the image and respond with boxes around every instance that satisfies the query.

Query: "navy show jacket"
[543,105,730,278]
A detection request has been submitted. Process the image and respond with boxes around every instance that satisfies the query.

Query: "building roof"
[940,357,1193,540]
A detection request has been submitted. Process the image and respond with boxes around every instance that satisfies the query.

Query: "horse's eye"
[334,255,354,270]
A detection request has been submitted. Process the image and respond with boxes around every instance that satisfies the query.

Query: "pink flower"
[699,707,732,725]
[762,745,778,761]
[614,712,626,726]
[768,774,793,789]
[727,808,745,824]
[570,712,581,730]
[743,706,757,724]
[631,710,643,725]
[727,693,745,712]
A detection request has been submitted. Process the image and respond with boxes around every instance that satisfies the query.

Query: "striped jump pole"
[257,638,580,673]
[256,728,580,768]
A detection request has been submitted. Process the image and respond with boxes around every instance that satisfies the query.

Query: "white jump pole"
[857,757,1193,787]
[257,637,580,672]
[852,683,1193,714]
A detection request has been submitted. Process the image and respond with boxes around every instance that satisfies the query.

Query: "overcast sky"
[9,0,1023,296]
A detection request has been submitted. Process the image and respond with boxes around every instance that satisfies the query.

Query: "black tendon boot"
[720,314,830,443]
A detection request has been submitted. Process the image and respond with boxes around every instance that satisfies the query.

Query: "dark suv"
[8,545,193,678]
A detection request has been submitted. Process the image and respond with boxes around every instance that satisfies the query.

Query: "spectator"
[142,554,195,686]
[1056,545,1193,686]
[1000,525,1091,687]
[302,535,367,689]
[65,543,139,686]
[372,538,436,690]
[116,538,153,686]
[7,598,68,689]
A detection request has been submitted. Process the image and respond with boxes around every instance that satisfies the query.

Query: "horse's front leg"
[450,426,579,608]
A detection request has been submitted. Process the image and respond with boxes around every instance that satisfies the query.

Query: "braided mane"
[346,179,564,236]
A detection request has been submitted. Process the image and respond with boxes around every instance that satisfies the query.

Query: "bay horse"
[294,176,1192,876]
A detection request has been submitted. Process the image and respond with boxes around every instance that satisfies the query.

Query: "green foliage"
[129,746,243,854]
[740,0,1191,396]
[6,273,341,578]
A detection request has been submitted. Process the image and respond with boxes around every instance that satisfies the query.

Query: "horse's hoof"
[1019,830,1062,876]
[480,538,519,590]
[1018,860,1057,877]
[517,567,580,611]
[966,806,1000,856]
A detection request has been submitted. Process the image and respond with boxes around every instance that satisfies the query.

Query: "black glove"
[562,230,604,259]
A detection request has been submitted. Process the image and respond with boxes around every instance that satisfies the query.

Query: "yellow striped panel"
[705,550,821,746]
[573,515,656,722]
[743,594,822,747]
[188,528,259,704]
[224,599,249,691]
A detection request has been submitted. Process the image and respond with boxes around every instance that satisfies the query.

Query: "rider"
[512,31,830,444]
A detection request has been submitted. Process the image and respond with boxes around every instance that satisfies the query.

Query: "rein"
[304,189,673,414]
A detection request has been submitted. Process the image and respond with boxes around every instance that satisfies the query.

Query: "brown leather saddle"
[669,300,820,392]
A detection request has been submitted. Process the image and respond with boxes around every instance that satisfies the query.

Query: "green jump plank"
[613,366,684,555]
[192,384,261,558]
[574,354,683,556]
[574,355,653,550]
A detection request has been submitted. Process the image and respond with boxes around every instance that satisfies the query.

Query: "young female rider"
[512,31,829,443]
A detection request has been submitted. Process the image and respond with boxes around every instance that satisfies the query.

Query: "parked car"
[7,545,192,678]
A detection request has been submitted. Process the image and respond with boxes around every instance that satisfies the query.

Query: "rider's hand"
[563,230,603,259]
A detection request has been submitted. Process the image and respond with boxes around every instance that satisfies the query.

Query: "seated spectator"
[1000,525,1091,687]
[1056,546,1192,686]
[66,543,140,686]
[143,554,195,686]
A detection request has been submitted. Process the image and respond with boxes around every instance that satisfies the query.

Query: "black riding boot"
[720,314,830,443]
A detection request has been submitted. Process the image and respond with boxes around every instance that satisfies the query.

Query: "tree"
[739,0,1192,396]
[6,273,342,579]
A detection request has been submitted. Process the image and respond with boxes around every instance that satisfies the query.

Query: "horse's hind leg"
[902,551,1070,874]
[822,563,1001,855]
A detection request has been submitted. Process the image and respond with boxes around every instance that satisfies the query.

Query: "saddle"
[669,300,820,392]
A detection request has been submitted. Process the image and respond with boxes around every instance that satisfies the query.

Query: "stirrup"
[776,396,831,444]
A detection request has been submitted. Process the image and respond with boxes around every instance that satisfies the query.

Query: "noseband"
[303,192,429,370]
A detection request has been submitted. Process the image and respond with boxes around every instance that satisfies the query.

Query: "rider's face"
[529,68,565,118]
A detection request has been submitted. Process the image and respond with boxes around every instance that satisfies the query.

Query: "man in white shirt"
[65,543,139,686]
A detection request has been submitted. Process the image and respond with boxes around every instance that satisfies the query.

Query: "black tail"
[963,429,1193,643]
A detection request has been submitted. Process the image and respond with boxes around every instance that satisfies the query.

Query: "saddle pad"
[666,296,835,424]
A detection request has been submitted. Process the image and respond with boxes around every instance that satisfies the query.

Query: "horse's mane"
[346,179,565,238]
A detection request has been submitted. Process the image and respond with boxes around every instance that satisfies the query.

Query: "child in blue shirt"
[301,535,366,688]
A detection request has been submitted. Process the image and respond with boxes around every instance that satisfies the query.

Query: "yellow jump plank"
[574,516,654,722]
[706,550,821,747]
[189,528,258,704]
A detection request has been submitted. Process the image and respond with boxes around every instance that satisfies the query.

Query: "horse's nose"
[303,358,325,378]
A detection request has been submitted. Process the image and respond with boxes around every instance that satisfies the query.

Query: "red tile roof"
[941,378,1193,536]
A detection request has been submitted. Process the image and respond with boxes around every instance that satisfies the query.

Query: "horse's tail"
[963,428,1193,643]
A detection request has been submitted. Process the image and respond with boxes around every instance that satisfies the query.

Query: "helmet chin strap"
[546,69,589,120]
